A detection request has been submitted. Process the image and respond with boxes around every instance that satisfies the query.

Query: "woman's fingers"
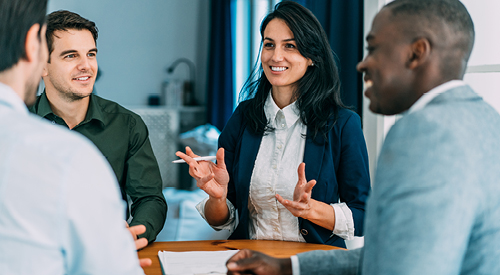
[304,179,316,194]
[185,146,201,158]
[297,162,307,184]
[216,148,226,170]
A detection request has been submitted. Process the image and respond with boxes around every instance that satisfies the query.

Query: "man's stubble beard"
[59,89,92,102]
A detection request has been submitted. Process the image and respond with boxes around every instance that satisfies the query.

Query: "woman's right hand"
[175,147,229,200]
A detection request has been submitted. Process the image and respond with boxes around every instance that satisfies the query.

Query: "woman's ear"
[307,58,314,67]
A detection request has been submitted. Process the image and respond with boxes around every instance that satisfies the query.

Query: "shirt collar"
[36,91,56,118]
[86,94,106,127]
[0,82,29,115]
[407,80,466,114]
[36,91,106,127]
[264,91,300,128]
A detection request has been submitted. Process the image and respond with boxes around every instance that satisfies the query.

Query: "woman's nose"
[271,48,284,62]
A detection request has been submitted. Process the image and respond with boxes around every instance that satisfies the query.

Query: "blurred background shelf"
[130,106,206,189]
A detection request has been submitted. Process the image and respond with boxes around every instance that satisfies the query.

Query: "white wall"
[462,0,500,67]
[47,0,210,107]
[461,0,500,114]
[362,0,387,185]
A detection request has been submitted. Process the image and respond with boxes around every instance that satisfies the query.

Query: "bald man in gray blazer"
[226,0,500,274]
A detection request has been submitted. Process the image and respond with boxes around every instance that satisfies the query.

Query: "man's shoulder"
[91,95,145,125]
[7,112,103,161]
[380,86,500,187]
[92,95,140,116]
[399,86,500,133]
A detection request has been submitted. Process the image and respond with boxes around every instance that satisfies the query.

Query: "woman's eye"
[264,43,274,48]
[285,43,296,49]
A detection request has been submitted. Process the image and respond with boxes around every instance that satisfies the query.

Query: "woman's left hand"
[276,162,316,219]
[277,163,336,231]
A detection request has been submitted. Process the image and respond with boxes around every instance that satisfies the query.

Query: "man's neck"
[46,90,90,129]
[0,64,28,103]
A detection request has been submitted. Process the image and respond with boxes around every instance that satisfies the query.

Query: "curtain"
[301,0,364,117]
[207,0,234,131]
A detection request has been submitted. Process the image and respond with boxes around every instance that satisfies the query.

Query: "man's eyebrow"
[59,48,98,57]
[59,50,77,57]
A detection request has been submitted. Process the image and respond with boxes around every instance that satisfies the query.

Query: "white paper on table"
[158,250,239,275]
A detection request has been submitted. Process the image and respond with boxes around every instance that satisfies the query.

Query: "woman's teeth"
[271,66,287,72]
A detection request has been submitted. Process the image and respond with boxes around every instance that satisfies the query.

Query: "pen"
[172,156,217,163]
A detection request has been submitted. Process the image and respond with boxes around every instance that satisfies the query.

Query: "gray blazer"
[298,85,500,274]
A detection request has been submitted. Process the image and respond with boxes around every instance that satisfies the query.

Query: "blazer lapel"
[232,129,262,238]
[303,128,325,184]
[238,129,263,203]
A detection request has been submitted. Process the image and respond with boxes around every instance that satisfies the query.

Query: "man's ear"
[42,64,49,77]
[24,24,42,63]
[407,38,431,70]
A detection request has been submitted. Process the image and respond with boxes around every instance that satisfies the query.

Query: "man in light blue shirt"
[226,0,500,274]
[0,0,147,273]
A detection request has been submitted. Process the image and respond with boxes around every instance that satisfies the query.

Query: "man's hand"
[276,162,317,219]
[226,249,292,275]
[126,223,152,268]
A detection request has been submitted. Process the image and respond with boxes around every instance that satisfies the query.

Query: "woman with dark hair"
[177,1,370,248]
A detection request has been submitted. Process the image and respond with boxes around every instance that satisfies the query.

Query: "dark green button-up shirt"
[30,92,167,242]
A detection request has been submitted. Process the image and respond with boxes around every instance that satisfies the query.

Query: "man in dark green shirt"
[30,10,167,243]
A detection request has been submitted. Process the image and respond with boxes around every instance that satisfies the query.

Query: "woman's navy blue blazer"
[218,100,371,248]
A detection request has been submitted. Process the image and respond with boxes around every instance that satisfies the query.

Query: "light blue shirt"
[0,82,144,274]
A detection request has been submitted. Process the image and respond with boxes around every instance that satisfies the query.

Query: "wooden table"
[138,239,342,275]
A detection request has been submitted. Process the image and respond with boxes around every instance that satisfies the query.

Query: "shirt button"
[300,229,308,236]
[281,124,285,128]
[274,227,279,232]
[272,165,277,169]
[51,121,56,124]
[277,144,282,149]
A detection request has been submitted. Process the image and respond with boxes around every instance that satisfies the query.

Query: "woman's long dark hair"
[240,1,346,141]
